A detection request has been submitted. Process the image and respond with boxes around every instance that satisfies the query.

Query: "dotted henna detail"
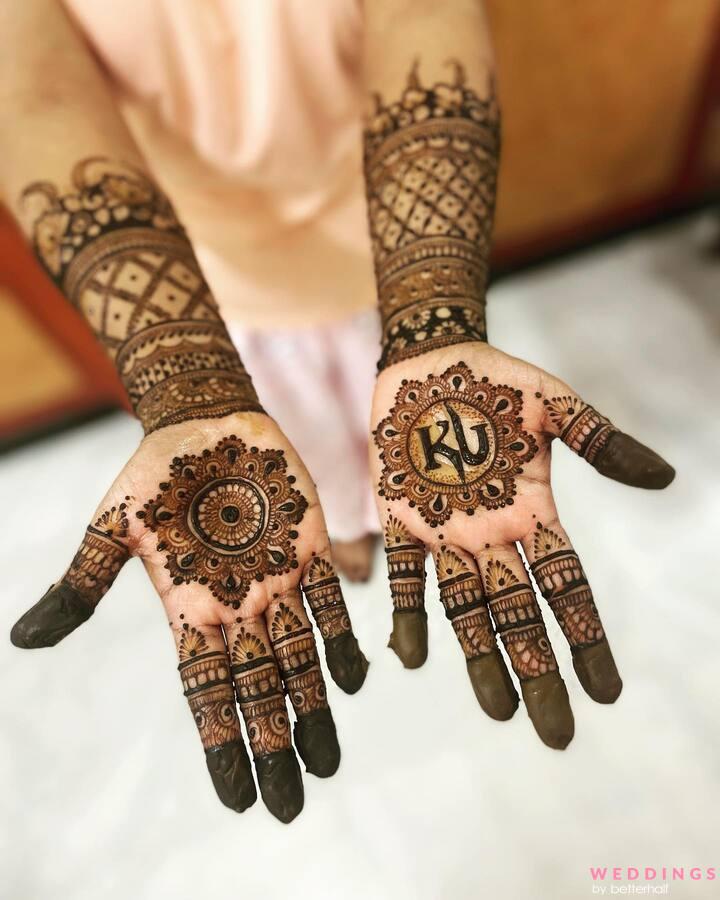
[374,362,537,526]
[137,436,307,607]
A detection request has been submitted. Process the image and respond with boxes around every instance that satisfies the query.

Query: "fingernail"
[255,749,304,824]
[521,671,575,750]
[466,651,519,721]
[325,631,369,694]
[10,584,94,649]
[594,433,675,489]
[573,638,623,704]
[205,741,257,812]
[294,708,341,778]
[388,610,428,669]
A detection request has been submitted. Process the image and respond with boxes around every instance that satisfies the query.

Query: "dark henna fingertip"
[294,708,341,778]
[325,632,369,694]
[466,652,519,721]
[593,432,675,490]
[572,638,623,704]
[205,741,257,812]
[521,671,575,751]
[388,610,428,669]
[255,749,304,824]
[11,583,94,649]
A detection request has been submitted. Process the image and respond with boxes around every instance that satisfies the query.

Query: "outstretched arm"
[2,0,368,822]
[362,0,674,749]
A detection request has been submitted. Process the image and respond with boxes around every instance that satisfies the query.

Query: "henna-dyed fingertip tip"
[389,610,428,669]
[325,632,369,694]
[205,742,257,813]
[294,708,341,778]
[573,640,623,704]
[522,672,575,750]
[467,652,519,721]
[10,584,94,649]
[256,749,304,824]
[594,433,676,490]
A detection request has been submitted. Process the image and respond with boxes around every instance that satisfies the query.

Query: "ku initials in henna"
[138,436,307,607]
[375,362,537,526]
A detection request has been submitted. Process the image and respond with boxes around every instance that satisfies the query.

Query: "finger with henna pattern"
[11,501,132,649]
[302,554,368,693]
[382,515,428,669]
[433,545,518,721]
[226,616,304,824]
[266,590,340,778]
[174,620,256,813]
[540,389,674,489]
[523,520,622,704]
[477,546,575,750]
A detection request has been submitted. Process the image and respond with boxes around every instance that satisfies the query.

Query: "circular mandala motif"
[138,436,307,606]
[374,362,537,525]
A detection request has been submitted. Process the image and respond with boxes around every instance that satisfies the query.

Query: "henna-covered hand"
[11,415,368,821]
[365,61,674,749]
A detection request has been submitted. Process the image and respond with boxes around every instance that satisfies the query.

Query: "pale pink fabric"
[64,0,375,328]
[230,312,380,541]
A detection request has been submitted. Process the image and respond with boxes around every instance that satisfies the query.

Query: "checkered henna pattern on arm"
[20,158,262,433]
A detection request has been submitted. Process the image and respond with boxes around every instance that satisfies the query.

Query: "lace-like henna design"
[375,362,537,526]
[482,560,557,680]
[230,628,291,758]
[384,515,426,613]
[543,395,616,465]
[529,523,605,648]
[435,548,495,658]
[269,602,329,715]
[303,558,352,640]
[363,61,498,369]
[178,635,242,750]
[63,503,130,606]
[21,158,261,432]
[137,436,307,607]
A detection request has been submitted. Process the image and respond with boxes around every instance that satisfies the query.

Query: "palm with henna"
[371,343,673,749]
[12,412,368,821]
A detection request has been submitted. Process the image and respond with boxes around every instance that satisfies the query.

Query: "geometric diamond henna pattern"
[178,642,242,750]
[375,363,537,526]
[482,559,557,680]
[364,62,498,369]
[230,627,291,759]
[63,504,130,607]
[543,395,616,465]
[435,547,495,659]
[383,515,426,613]
[302,557,352,641]
[21,158,262,432]
[269,601,328,716]
[137,436,307,608]
[529,523,605,649]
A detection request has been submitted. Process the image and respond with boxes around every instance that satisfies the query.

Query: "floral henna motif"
[530,523,605,648]
[269,602,329,716]
[178,645,242,750]
[63,504,130,606]
[543,395,616,465]
[482,560,557,680]
[383,516,426,613]
[21,158,261,432]
[302,558,352,640]
[375,363,537,526]
[435,548,495,658]
[363,62,498,369]
[137,436,307,607]
[230,629,291,758]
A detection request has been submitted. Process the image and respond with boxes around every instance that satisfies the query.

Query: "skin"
[371,342,674,748]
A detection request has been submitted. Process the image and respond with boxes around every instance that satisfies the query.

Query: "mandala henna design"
[384,515,426,612]
[543,395,616,465]
[530,523,605,648]
[269,602,329,716]
[230,629,291,758]
[303,557,352,640]
[435,548,495,658]
[482,559,557,680]
[178,646,242,750]
[21,158,261,432]
[137,436,307,607]
[375,363,537,526]
[363,61,498,368]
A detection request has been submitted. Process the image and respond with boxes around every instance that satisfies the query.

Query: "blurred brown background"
[1,0,719,448]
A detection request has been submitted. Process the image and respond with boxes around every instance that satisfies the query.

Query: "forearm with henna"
[21,157,262,434]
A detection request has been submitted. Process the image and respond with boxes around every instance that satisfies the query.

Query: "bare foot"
[332,534,378,583]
